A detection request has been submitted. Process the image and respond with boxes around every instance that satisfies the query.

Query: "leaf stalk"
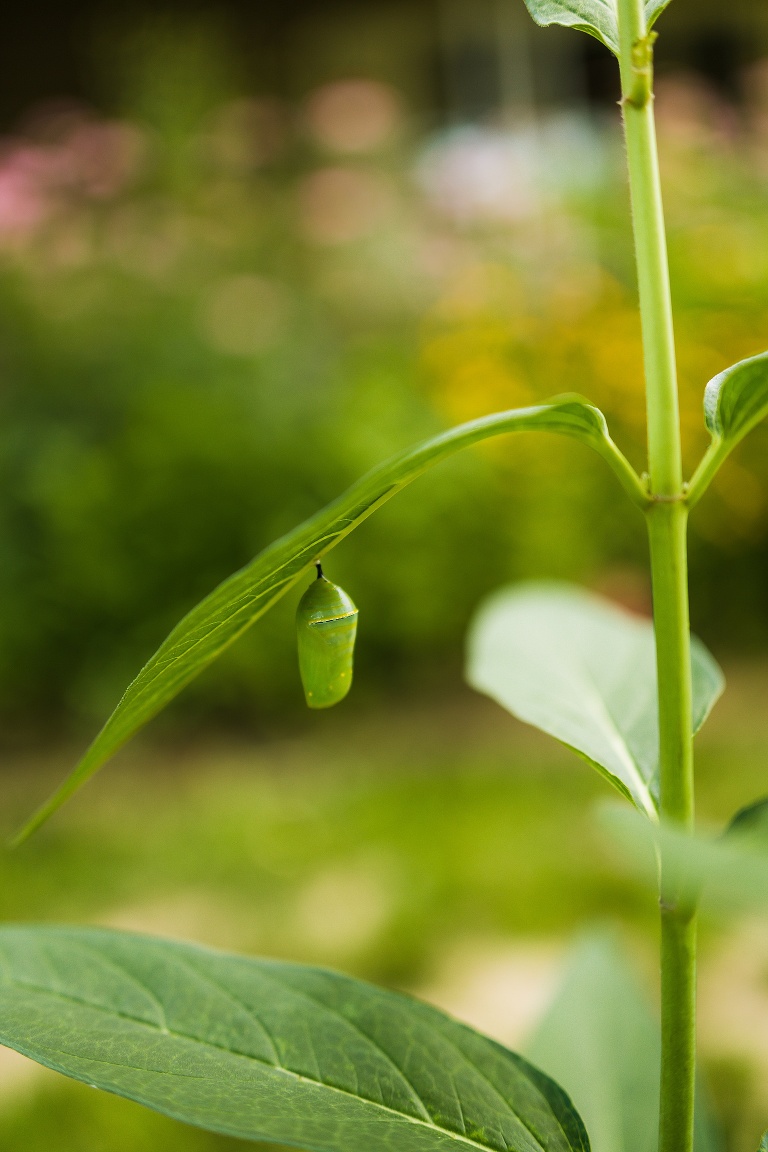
[686,441,727,509]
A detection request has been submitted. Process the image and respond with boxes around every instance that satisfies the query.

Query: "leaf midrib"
[480,615,655,817]
[573,648,657,818]
[0,973,549,1152]
[58,938,434,1124]
[173,956,432,1123]
[256,969,560,1152]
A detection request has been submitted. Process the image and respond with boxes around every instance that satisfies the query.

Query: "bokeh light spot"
[200,274,290,356]
[298,166,396,244]
[305,79,402,154]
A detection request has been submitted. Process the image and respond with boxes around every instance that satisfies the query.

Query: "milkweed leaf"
[521,0,674,56]
[723,796,768,845]
[600,803,768,914]
[688,352,768,506]
[14,397,644,843]
[521,0,621,53]
[645,0,673,30]
[527,934,720,1152]
[0,925,590,1152]
[466,583,724,818]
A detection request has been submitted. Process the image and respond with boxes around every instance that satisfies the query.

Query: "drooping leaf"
[688,352,768,505]
[465,583,724,819]
[600,803,768,914]
[526,934,720,1152]
[0,925,590,1152]
[14,397,645,844]
[521,0,674,57]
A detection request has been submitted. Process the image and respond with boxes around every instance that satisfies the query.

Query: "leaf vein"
[0,985,521,1152]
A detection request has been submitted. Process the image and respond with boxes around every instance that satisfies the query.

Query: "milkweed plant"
[3,1,768,1150]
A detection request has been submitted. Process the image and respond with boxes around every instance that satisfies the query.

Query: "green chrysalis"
[296,563,358,708]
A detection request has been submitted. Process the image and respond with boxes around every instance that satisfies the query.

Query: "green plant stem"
[617,1,696,1151]
[647,502,696,1152]
[618,0,681,497]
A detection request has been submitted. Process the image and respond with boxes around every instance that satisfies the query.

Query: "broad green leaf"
[465,583,724,819]
[688,352,768,506]
[759,1133,768,1152]
[14,397,644,844]
[600,804,768,914]
[0,925,590,1152]
[521,0,673,56]
[527,934,720,1152]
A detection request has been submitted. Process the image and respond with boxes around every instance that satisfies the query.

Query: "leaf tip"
[8,809,46,849]
[9,774,82,847]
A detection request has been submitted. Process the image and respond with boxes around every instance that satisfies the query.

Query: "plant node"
[623,32,657,109]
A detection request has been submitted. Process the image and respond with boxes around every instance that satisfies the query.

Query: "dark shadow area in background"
[1,0,765,128]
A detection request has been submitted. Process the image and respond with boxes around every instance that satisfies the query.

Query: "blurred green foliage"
[0,20,766,735]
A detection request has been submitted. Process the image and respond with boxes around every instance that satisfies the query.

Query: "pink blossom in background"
[305,80,401,154]
[0,112,146,246]
[0,147,52,240]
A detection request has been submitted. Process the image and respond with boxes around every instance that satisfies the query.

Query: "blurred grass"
[2,693,638,972]
[2,666,768,1150]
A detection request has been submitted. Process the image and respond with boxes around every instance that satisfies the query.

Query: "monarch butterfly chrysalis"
[296,562,358,709]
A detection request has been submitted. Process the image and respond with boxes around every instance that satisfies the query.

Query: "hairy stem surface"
[618,1,681,498]
[617,1,696,1150]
